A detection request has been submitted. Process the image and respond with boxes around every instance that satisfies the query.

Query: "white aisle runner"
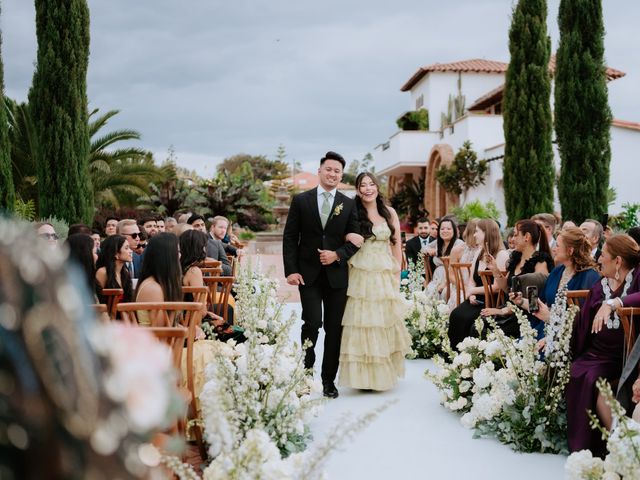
[282,303,566,480]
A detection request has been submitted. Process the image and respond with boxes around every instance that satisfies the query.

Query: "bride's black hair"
[355,172,396,245]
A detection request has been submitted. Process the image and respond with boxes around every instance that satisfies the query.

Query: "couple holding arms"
[283,151,411,398]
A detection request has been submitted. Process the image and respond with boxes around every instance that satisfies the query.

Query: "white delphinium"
[604,417,640,480]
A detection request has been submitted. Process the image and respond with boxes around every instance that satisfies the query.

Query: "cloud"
[2,0,638,177]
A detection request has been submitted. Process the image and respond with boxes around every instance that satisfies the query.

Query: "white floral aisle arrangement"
[565,379,640,480]
[401,259,450,359]
[200,263,323,462]
[427,289,577,453]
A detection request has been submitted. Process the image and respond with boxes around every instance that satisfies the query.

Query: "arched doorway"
[425,144,458,218]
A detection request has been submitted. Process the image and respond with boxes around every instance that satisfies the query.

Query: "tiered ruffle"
[339,231,411,391]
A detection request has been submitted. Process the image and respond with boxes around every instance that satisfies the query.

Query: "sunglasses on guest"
[38,233,59,240]
[124,232,140,239]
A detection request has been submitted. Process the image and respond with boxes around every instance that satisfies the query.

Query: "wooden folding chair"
[422,253,433,286]
[227,255,237,276]
[566,290,590,308]
[450,262,472,307]
[147,326,189,437]
[90,303,110,322]
[100,288,124,319]
[441,256,451,302]
[617,307,640,361]
[182,285,209,308]
[479,270,497,308]
[203,276,235,324]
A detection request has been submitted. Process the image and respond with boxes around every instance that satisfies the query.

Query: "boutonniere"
[332,203,344,217]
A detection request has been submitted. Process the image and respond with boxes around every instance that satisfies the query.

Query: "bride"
[339,172,411,391]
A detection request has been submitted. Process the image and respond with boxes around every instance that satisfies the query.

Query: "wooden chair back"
[441,256,451,302]
[203,259,222,268]
[618,307,640,361]
[566,290,590,308]
[100,288,123,319]
[422,252,433,286]
[227,255,237,276]
[401,246,408,272]
[201,267,223,276]
[479,270,507,308]
[450,262,472,307]
[202,276,235,323]
[116,301,204,327]
[182,285,209,308]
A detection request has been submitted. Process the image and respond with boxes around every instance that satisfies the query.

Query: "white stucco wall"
[609,125,639,214]
[374,130,440,175]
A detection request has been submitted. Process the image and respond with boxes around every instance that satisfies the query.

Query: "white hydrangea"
[565,450,605,480]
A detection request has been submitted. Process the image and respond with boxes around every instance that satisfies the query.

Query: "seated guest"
[210,215,243,257]
[104,216,119,237]
[134,230,148,256]
[35,222,59,249]
[180,230,240,334]
[566,234,640,456]
[425,217,464,299]
[627,226,640,247]
[177,212,192,224]
[524,227,601,340]
[116,219,143,279]
[188,214,232,276]
[90,229,101,254]
[140,216,159,238]
[562,220,577,230]
[66,233,98,301]
[95,235,133,303]
[135,233,184,326]
[532,213,557,249]
[67,223,91,236]
[156,218,165,233]
[404,217,432,269]
[580,218,603,261]
[483,219,554,337]
[164,216,177,233]
[173,222,193,237]
[448,218,481,311]
[448,219,509,350]
[504,227,516,250]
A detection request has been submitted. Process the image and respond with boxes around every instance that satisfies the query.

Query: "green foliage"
[0,13,15,212]
[555,0,612,224]
[141,168,208,218]
[502,0,554,225]
[14,198,37,221]
[389,177,427,225]
[609,203,640,231]
[396,109,429,131]
[452,200,501,222]
[29,0,93,224]
[441,74,466,130]
[436,141,488,195]
[238,230,256,240]
[343,152,374,185]
[203,162,270,231]
[5,98,38,206]
[217,153,288,181]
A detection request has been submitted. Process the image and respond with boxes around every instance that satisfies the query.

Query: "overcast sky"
[2,0,638,176]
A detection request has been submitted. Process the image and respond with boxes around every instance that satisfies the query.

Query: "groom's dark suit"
[283,187,359,385]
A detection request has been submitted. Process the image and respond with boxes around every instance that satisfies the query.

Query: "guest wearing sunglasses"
[116,219,144,278]
[34,222,59,249]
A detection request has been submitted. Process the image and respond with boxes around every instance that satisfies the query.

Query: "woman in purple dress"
[566,234,640,456]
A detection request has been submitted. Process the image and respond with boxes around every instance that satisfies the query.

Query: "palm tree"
[5,99,166,210]
[88,108,166,208]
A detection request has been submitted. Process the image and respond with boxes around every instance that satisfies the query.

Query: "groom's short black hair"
[320,151,345,168]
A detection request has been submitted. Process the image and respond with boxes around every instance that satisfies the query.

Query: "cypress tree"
[28,0,93,224]
[555,0,611,224]
[502,0,555,225]
[0,2,15,212]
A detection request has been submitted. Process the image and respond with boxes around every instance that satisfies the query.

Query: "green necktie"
[320,191,332,228]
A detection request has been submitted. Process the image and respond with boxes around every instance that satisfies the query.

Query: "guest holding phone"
[447,219,509,350]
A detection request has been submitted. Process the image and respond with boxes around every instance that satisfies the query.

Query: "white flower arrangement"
[565,379,640,480]
[427,289,578,453]
[200,264,323,461]
[402,259,451,359]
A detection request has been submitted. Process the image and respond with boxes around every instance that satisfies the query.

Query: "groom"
[282,151,360,398]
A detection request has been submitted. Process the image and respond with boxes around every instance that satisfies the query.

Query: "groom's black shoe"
[323,382,339,399]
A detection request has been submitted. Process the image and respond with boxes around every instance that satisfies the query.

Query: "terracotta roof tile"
[612,119,640,131]
[401,59,508,91]
[403,56,626,93]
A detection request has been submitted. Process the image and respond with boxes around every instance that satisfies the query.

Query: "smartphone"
[601,214,609,228]
[527,286,539,313]
[476,299,484,306]
[510,276,521,293]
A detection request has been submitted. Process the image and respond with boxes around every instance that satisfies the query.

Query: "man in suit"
[188,214,232,276]
[283,151,360,399]
[117,219,143,278]
[404,217,432,269]
[580,219,603,261]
